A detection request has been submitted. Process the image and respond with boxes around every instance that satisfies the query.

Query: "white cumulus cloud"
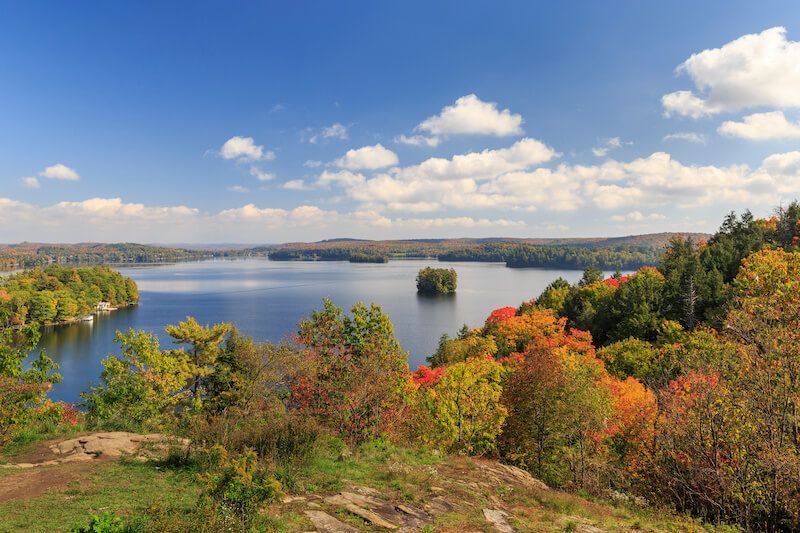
[718,111,800,140]
[220,136,274,161]
[40,163,80,181]
[334,144,399,170]
[415,94,524,137]
[283,179,311,191]
[663,27,800,118]
[592,137,626,157]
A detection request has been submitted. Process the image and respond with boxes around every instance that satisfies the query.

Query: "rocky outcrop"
[303,510,360,533]
[1,432,189,469]
[321,488,432,530]
[475,461,549,491]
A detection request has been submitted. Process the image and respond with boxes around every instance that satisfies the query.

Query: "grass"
[278,436,443,496]
[1,421,84,459]
[0,460,200,533]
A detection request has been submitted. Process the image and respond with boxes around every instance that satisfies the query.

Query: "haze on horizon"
[1,1,799,244]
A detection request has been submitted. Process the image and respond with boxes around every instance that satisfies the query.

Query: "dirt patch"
[0,461,99,503]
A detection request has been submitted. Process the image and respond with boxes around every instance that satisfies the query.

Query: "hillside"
[0,432,718,532]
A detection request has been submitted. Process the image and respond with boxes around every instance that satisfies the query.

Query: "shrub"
[71,512,127,533]
[200,446,283,528]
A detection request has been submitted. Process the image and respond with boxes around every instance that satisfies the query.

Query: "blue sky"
[1,1,799,243]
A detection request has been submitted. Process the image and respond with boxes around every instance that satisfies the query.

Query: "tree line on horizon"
[0,243,214,271]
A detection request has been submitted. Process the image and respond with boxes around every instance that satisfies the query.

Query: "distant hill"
[1,233,711,272]
[259,232,709,252]
[260,232,710,270]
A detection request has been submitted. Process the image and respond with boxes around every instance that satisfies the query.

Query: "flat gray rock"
[303,510,360,533]
[483,508,514,533]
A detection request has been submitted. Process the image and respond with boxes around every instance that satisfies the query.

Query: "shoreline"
[34,303,139,329]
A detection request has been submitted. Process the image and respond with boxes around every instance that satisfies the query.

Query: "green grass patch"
[0,460,201,533]
[283,436,442,496]
[2,421,85,458]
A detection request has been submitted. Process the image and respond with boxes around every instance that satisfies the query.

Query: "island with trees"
[416,267,457,294]
[0,265,139,326]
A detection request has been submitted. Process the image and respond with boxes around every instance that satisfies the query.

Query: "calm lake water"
[34,258,604,402]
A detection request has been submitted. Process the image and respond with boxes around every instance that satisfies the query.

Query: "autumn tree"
[723,249,800,528]
[411,357,507,455]
[484,307,569,358]
[642,371,753,524]
[293,299,409,442]
[0,324,61,445]
[428,328,498,368]
[82,330,192,430]
[499,320,615,490]
[597,338,658,382]
[534,277,571,315]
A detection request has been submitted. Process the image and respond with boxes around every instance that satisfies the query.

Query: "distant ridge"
[263,232,711,251]
[261,232,711,271]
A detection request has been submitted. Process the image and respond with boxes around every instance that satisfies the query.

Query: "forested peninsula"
[0,243,216,271]
[0,265,139,326]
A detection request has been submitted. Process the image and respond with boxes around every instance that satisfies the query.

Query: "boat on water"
[80,315,94,322]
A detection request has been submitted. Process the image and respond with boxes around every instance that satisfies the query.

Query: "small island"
[416,267,457,295]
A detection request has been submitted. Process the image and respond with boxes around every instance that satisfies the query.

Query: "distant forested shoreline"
[0,243,219,271]
[1,232,708,273]
[265,234,701,270]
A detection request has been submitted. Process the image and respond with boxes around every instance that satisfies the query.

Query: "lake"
[34,258,605,402]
